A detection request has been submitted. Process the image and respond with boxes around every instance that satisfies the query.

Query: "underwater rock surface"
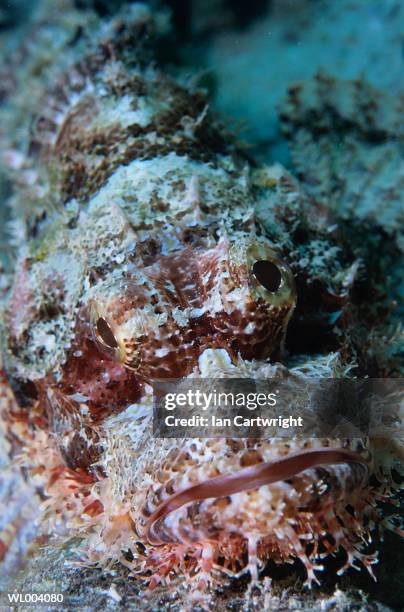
[5,531,404,611]
[206,0,403,158]
[0,1,403,611]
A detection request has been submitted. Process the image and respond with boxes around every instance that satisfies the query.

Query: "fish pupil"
[96,317,118,348]
[252,260,282,292]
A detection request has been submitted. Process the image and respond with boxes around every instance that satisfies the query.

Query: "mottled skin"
[0,1,401,598]
[91,239,296,378]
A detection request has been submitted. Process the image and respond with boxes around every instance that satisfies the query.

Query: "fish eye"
[96,317,118,349]
[252,260,282,293]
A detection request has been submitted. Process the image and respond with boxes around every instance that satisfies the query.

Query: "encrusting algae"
[0,0,402,605]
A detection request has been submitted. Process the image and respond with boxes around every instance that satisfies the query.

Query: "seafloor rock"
[206,0,403,159]
[280,74,403,248]
[4,531,404,611]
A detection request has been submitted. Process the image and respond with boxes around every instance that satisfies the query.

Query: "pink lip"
[146,447,368,545]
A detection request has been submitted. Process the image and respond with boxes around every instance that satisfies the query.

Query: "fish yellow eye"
[252,260,282,293]
[246,243,296,309]
[95,317,118,349]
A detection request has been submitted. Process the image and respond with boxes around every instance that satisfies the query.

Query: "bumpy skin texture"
[0,1,401,598]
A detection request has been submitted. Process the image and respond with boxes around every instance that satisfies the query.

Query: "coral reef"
[0,1,402,610]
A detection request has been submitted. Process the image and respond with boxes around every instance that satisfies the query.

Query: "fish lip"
[145,447,369,546]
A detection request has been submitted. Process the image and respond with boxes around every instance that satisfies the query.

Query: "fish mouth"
[145,447,369,545]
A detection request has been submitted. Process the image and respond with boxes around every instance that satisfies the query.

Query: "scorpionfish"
[0,1,402,601]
